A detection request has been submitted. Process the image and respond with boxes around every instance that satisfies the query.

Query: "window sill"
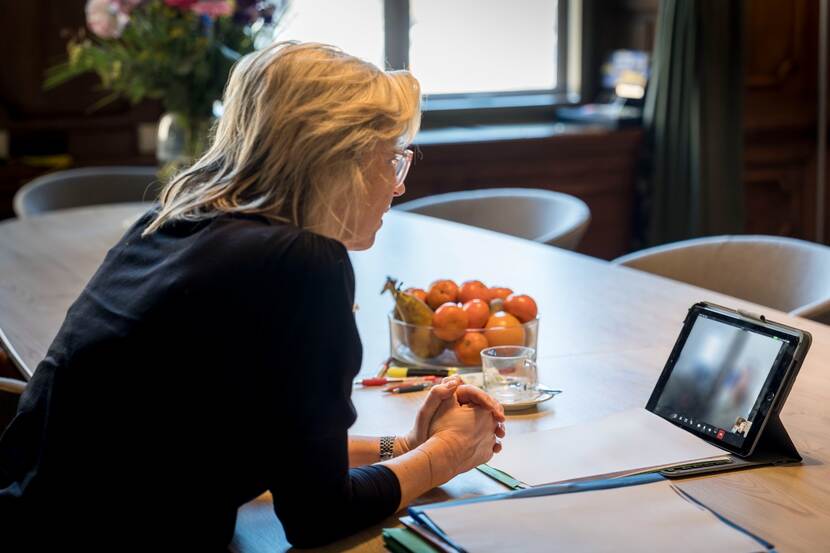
[421,92,579,112]
[418,91,580,130]
[414,122,636,146]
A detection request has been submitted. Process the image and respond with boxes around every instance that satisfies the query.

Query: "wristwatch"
[380,436,395,461]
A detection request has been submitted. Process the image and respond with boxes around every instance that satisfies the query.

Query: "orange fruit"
[463,299,490,329]
[454,332,489,365]
[458,280,490,303]
[427,279,459,310]
[404,287,427,303]
[488,287,513,302]
[484,312,526,347]
[433,302,469,341]
[504,294,538,323]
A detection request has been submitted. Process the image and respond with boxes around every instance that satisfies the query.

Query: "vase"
[156,112,213,172]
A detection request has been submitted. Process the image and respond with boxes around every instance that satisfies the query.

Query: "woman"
[0,42,505,550]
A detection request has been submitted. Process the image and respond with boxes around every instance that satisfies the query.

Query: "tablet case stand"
[662,413,801,478]
[741,413,801,464]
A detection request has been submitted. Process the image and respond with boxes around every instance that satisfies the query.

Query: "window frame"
[384,0,576,126]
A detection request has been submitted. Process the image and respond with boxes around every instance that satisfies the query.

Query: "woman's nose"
[393,181,406,197]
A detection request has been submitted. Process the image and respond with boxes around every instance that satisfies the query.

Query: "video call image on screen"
[655,315,785,445]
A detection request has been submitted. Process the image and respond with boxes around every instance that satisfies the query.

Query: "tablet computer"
[646,302,811,458]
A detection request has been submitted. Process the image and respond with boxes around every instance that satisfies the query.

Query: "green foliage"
[45,0,268,118]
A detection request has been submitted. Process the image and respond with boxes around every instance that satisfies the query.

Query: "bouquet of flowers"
[46,0,285,161]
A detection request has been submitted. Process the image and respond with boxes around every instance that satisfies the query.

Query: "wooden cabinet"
[601,0,827,243]
[406,127,643,260]
[743,0,825,240]
[0,0,159,220]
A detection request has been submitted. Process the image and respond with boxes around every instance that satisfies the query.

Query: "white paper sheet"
[424,480,767,553]
[489,408,728,486]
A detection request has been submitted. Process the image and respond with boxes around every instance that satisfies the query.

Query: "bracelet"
[380,436,396,461]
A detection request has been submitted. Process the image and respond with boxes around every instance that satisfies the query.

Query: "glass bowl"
[388,312,539,369]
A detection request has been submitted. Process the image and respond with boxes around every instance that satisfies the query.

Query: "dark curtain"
[639,0,745,246]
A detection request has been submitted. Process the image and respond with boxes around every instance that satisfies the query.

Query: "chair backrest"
[0,379,24,437]
[394,188,591,250]
[14,166,162,218]
[613,235,830,318]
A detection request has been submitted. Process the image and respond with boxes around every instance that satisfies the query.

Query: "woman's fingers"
[428,379,459,401]
[425,380,507,464]
[493,423,505,452]
[455,384,506,422]
[407,379,462,451]
[441,377,505,423]
[417,383,455,423]
[495,421,506,439]
[441,377,505,422]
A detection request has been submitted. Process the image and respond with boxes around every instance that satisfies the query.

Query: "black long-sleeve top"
[0,206,401,550]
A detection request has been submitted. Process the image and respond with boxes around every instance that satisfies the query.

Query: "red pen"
[384,375,440,389]
[359,377,405,386]
[360,375,441,387]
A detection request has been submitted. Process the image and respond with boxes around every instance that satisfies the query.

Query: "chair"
[13,166,162,218]
[0,345,26,435]
[394,188,592,250]
[613,235,830,321]
[0,378,24,436]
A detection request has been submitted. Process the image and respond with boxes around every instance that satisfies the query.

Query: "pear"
[382,277,444,358]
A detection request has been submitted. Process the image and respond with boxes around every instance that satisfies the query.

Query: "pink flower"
[85,0,129,39]
[164,0,198,8]
[190,1,233,18]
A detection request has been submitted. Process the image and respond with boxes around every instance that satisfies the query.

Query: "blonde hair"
[143,41,421,240]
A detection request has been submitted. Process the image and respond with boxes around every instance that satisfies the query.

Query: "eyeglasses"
[391,149,414,186]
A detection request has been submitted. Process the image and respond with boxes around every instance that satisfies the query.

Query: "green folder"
[381,527,436,553]
[476,463,524,489]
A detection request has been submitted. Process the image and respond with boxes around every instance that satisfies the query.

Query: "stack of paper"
[486,408,729,487]
[384,474,772,553]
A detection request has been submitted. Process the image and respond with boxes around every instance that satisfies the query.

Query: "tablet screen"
[647,305,801,455]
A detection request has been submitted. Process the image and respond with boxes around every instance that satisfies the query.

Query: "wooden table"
[2,204,829,552]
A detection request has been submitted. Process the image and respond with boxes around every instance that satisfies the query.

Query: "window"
[409,0,560,96]
[276,0,568,117]
[275,0,386,69]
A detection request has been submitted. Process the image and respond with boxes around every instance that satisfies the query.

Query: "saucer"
[499,388,561,412]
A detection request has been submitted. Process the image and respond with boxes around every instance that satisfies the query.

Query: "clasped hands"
[397,376,506,475]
